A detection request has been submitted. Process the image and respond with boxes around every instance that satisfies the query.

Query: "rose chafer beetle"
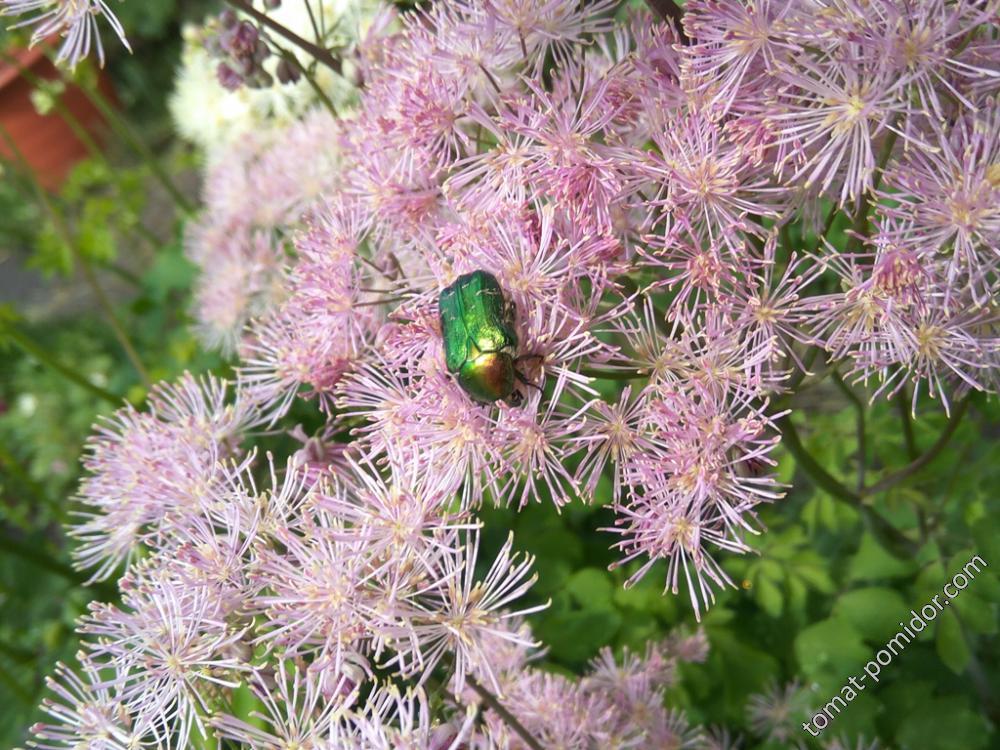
[438,270,538,405]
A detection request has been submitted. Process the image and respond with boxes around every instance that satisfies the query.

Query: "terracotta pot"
[0,43,117,190]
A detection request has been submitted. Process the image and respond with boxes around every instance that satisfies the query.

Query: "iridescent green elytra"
[438,270,524,404]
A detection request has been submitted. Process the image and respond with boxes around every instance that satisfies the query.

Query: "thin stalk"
[0,529,118,601]
[303,0,325,45]
[467,678,544,750]
[848,128,899,252]
[225,0,343,74]
[644,0,690,44]
[3,326,120,405]
[895,385,919,461]
[579,368,648,381]
[0,126,153,387]
[100,260,143,288]
[0,638,35,664]
[0,442,49,506]
[275,46,338,117]
[60,65,195,214]
[0,661,32,705]
[1,51,174,249]
[831,370,867,492]
[778,221,794,259]
[812,202,840,253]
[778,415,917,556]
[0,50,105,162]
[862,399,970,497]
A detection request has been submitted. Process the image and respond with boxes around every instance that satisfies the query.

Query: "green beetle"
[438,270,538,404]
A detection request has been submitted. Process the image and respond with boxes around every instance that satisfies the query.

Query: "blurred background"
[1,3,998,749]
[0,2,223,741]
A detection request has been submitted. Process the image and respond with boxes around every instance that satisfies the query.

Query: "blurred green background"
[1,3,998,749]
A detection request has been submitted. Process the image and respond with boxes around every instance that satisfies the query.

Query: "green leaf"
[565,568,614,611]
[755,575,784,618]
[895,700,989,750]
[535,609,622,664]
[794,617,869,692]
[833,587,909,643]
[935,608,971,674]
[847,532,917,582]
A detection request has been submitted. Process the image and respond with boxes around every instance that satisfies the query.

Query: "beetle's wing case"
[457,271,518,354]
[439,277,473,374]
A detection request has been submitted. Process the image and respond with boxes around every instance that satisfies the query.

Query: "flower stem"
[830,370,867,492]
[224,0,343,74]
[579,368,648,381]
[894,385,919,461]
[862,399,970,497]
[848,127,899,251]
[0,528,118,601]
[777,414,917,556]
[2,324,121,405]
[467,677,544,750]
[275,45,338,117]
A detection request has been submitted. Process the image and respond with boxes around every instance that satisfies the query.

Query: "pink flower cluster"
[187,0,998,613]
[32,371,709,746]
[185,109,346,351]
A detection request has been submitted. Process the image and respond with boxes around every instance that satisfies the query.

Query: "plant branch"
[224,0,343,74]
[467,678,544,750]
[579,367,648,381]
[2,326,121,405]
[831,370,867,492]
[275,45,338,117]
[644,0,690,44]
[848,127,898,252]
[862,399,970,497]
[0,529,118,601]
[894,385,919,461]
[777,415,917,556]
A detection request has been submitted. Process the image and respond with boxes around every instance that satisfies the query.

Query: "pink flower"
[71,373,257,580]
[1,0,130,68]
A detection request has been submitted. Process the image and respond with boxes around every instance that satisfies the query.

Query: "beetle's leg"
[514,369,544,395]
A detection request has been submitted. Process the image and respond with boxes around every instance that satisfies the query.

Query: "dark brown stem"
[895,386,919,461]
[224,0,342,74]
[644,0,690,44]
[468,678,544,750]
